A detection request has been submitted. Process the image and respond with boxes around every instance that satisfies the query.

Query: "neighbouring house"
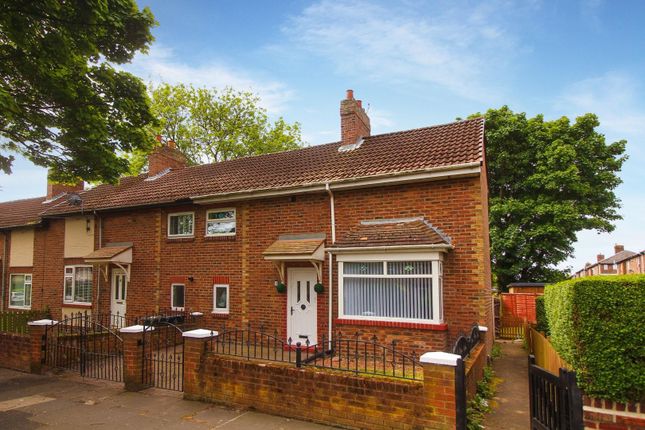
[573,244,644,278]
[0,90,493,355]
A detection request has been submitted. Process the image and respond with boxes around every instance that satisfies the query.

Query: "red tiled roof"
[331,218,451,248]
[84,245,132,260]
[4,117,484,224]
[0,196,49,229]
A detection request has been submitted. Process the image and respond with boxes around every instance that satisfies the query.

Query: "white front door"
[110,269,127,318]
[287,268,317,346]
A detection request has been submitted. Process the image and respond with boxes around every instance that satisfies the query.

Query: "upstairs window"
[206,209,236,237]
[9,274,32,309]
[338,256,443,324]
[168,212,194,237]
[64,266,93,304]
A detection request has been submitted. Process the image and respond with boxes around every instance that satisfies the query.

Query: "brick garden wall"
[583,397,645,430]
[464,342,487,400]
[0,332,31,372]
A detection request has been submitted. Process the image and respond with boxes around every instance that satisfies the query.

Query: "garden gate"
[43,313,123,382]
[528,355,583,430]
[141,321,184,391]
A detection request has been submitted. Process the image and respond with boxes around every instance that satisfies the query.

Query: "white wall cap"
[28,319,58,326]
[190,312,204,316]
[183,328,218,339]
[478,326,489,332]
[120,324,154,333]
[420,351,461,366]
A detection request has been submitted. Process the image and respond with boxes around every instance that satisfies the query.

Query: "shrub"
[535,296,550,336]
[544,275,645,402]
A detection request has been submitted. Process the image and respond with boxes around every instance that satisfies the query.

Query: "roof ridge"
[362,117,485,140]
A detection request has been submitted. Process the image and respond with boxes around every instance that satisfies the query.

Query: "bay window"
[338,254,443,324]
[64,266,93,304]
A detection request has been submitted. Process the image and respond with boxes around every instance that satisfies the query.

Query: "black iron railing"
[208,324,298,364]
[452,324,482,359]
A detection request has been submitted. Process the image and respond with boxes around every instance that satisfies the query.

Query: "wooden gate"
[141,321,184,391]
[43,313,123,382]
[528,355,583,430]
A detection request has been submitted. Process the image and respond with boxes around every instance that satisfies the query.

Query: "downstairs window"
[338,256,443,324]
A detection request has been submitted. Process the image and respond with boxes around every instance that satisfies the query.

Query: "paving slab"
[0,368,333,429]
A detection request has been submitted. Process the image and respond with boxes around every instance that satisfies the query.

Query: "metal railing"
[208,324,298,364]
[452,324,482,359]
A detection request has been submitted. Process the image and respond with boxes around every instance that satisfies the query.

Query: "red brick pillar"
[182,329,217,400]
[27,319,57,374]
[420,351,463,430]
[120,325,151,391]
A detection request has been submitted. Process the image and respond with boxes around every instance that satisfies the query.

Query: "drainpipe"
[325,183,336,349]
[1,232,6,312]
[95,213,102,315]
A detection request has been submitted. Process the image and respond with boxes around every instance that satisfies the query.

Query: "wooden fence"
[526,326,570,374]
[497,315,527,339]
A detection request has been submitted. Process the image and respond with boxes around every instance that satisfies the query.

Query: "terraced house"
[0,91,493,354]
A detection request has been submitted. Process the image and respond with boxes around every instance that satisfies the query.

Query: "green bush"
[535,296,550,336]
[544,275,645,402]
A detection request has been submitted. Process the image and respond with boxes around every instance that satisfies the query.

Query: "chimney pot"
[614,244,624,254]
[167,140,176,149]
[597,254,605,262]
[346,89,354,100]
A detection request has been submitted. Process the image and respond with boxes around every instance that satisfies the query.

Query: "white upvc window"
[9,274,32,309]
[168,212,194,238]
[63,266,93,304]
[213,284,229,314]
[171,283,185,310]
[337,252,444,324]
[205,209,236,237]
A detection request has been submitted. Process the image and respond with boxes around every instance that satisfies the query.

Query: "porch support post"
[120,325,150,391]
[420,351,463,430]
[182,329,217,400]
[27,319,57,374]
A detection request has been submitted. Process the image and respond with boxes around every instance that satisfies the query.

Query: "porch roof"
[263,236,325,261]
[84,245,133,264]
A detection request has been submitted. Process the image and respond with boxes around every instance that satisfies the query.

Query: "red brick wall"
[583,397,645,430]
[0,332,31,372]
[7,175,492,355]
[465,342,487,400]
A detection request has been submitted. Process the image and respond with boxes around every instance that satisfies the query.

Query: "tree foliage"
[0,0,156,183]
[128,84,303,173]
[476,107,627,290]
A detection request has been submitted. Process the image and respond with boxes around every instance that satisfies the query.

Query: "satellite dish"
[67,193,83,206]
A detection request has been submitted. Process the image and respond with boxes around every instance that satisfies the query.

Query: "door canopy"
[262,233,325,284]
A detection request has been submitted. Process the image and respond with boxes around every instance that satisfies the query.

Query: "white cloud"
[121,45,295,114]
[282,0,532,102]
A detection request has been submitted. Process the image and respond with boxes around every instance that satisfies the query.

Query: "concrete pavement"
[0,368,334,429]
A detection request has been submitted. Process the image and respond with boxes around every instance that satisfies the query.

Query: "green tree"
[128,84,303,173]
[476,107,627,291]
[0,0,156,183]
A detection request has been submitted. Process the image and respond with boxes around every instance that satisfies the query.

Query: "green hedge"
[544,275,645,402]
[535,295,550,336]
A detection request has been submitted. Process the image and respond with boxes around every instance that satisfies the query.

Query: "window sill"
[165,237,195,243]
[62,303,92,308]
[8,306,31,310]
[204,235,236,242]
[335,318,448,331]
[211,311,230,317]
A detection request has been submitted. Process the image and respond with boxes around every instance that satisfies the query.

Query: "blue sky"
[1,0,644,272]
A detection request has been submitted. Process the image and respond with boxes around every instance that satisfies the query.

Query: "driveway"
[0,368,333,429]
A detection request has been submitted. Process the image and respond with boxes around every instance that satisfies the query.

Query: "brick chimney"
[597,254,605,262]
[46,172,84,200]
[148,135,188,176]
[340,89,370,146]
[614,244,624,254]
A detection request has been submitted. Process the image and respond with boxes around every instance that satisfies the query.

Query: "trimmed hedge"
[544,275,645,402]
[535,295,550,336]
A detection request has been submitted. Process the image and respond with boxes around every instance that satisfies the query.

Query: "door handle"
[290,306,294,315]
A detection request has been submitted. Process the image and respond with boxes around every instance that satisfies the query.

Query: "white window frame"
[167,212,195,238]
[63,265,93,305]
[212,284,230,314]
[9,273,32,309]
[337,252,444,324]
[205,208,236,237]
[171,283,185,311]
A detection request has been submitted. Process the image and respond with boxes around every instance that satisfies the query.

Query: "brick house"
[573,244,644,278]
[0,90,493,354]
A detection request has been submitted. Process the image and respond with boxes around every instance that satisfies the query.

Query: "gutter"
[1,232,6,311]
[326,244,453,253]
